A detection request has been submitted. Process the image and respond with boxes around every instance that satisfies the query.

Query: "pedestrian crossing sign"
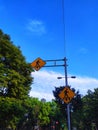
[31,57,46,71]
[59,86,75,104]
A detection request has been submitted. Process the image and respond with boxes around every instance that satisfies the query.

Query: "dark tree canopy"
[0,29,33,99]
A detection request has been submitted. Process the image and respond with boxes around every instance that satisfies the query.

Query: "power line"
[61,0,66,56]
[61,1,72,130]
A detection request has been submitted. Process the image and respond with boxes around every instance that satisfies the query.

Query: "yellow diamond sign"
[59,87,75,104]
[31,57,46,71]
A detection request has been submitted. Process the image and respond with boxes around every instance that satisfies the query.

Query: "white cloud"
[79,47,88,54]
[27,19,46,35]
[29,70,98,101]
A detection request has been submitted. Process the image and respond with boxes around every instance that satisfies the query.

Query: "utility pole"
[64,57,71,130]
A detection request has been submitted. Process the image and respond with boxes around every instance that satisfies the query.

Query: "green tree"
[18,98,54,130]
[17,97,41,130]
[0,29,33,129]
[0,97,25,129]
[81,89,98,130]
[0,29,33,99]
[71,88,98,130]
[38,101,51,128]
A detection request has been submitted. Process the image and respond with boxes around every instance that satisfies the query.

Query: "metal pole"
[64,57,71,130]
[67,104,71,130]
[64,57,68,86]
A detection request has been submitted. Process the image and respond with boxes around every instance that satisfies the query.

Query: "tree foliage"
[0,29,33,129]
[0,29,33,99]
[81,89,98,129]
[0,97,25,129]
[71,88,98,130]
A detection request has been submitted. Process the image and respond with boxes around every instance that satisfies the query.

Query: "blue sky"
[0,0,98,101]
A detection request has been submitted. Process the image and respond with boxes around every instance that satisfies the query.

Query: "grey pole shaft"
[64,57,71,130]
[67,104,71,130]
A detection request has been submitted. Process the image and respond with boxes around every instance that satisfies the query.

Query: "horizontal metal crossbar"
[44,58,65,62]
[43,58,66,68]
[43,64,65,67]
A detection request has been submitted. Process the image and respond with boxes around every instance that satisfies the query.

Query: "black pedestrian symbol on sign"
[35,60,40,69]
[31,57,46,71]
[63,88,70,101]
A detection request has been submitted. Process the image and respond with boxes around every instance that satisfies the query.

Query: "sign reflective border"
[31,57,46,71]
[59,87,75,104]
